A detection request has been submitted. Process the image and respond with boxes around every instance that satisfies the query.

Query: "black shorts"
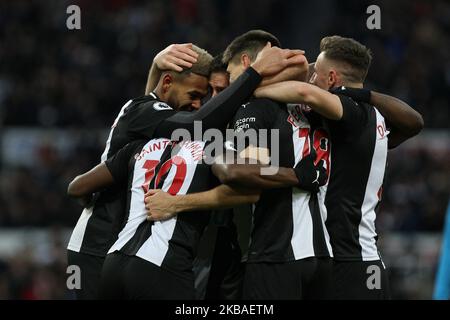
[331,259,391,300]
[67,250,105,300]
[205,224,245,300]
[242,257,332,300]
[98,251,195,300]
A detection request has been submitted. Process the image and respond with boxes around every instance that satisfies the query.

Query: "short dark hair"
[222,30,281,65]
[210,53,228,74]
[320,35,372,83]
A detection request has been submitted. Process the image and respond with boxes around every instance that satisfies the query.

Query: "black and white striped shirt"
[323,93,388,261]
[105,139,214,277]
[67,94,176,257]
[231,98,333,263]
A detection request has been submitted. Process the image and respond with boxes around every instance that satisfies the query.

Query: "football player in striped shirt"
[68,138,254,298]
[253,35,424,299]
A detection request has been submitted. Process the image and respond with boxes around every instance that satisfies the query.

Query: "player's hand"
[259,61,310,87]
[154,43,199,72]
[145,189,179,221]
[251,42,306,78]
[294,154,328,193]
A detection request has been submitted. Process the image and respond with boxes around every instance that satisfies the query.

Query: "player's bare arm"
[67,163,114,207]
[144,146,267,221]
[212,162,299,190]
[254,80,344,120]
[369,91,424,148]
[145,184,260,221]
[213,146,326,191]
[212,146,297,190]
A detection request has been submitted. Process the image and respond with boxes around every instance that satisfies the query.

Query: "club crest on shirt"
[153,102,172,111]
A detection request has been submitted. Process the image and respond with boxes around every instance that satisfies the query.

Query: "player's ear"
[328,69,338,88]
[162,73,173,93]
[241,53,251,68]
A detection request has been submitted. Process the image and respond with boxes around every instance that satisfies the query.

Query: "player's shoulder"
[125,94,175,121]
[332,94,373,122]
[249,97,284,108]
[118,139,150,162]
[132,94,173,111]
[239,97,284,114]
[331,89,371,110]
[126,138,149,150]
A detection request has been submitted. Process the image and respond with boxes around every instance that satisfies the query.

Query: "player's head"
[310,35,372,90]
[223,30,281,83]
[159,45,212,111]
[208,53,230,98]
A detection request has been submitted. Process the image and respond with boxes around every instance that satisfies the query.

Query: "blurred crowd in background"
[0,0,448,299]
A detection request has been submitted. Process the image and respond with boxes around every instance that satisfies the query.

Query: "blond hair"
[180,45,213,77]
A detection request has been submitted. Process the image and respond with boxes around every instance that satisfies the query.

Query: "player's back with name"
[105,138,215,276]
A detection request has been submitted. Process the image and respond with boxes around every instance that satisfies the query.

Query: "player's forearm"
[172,184,260,213]
[254,81,306,103]
[68,175,93,198]
[254,81,342,120]
[212,163,299,189]
[370,91,424,147]
[145,63,162,95]
[67,163,114,199]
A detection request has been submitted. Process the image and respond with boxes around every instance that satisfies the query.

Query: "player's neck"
[340,81,363,88]
[154,85,168,104]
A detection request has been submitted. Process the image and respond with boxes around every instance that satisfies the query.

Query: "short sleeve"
[326,94,369,140]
